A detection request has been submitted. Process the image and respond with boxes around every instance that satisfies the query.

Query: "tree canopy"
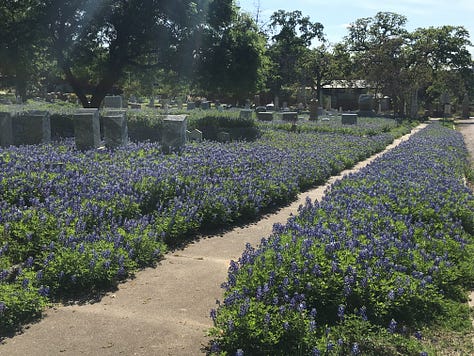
[0,3,472,113]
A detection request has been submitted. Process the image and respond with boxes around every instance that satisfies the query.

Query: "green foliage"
[196,12,268,101]
[266,10,325,96]
[0,273,48,333]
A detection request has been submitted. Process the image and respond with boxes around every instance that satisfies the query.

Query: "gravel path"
[7,121,474,356]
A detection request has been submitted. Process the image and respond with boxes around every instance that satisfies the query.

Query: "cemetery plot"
[0,127,399,334]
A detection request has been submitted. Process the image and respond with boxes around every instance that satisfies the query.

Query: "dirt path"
[0,123,429,355]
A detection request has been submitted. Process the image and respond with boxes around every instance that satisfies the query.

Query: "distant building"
[322,80,370,111]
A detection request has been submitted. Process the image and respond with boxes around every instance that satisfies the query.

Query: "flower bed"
[209,122,474,355]
[0,125,408,334]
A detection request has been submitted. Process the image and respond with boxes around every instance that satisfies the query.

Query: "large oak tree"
[9,0,233,107]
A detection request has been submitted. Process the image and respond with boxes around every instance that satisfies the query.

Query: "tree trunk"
[89,70,120,108]
[15,73,27,103]
[63,67,89,107]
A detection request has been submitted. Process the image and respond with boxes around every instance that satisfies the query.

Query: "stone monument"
[162,115,187,154]
[0,112,14,147]
[187,129,203,142]
[342,113,358,125]
[103,95,123,109]
[0,110,51,147]
[102,111,128,148]
[309,99,319,121]
[74,108,101,150]
[239,109,253,119]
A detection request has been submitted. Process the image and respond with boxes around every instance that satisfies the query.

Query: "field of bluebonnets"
[0,112,413,335]
[209,122,474,355]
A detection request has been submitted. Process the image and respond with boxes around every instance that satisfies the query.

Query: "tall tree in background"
[38,0,234,107]
[0,0,50,101]
[266,10,324,103]
[407,26,473,111]
[195,11,268,102]
[344,12,409,115]
[296,43,352,103]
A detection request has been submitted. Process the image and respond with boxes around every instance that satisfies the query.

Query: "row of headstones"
[0,109,129,150]
[0,109,192,152]
[106,95,220,112]
[246,108,357,125]
[0,108,235,151]
[74,108,128,150]
[74,110,195,152]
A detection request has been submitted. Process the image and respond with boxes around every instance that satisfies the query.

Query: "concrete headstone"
[257,112,273,121]
[281,112,298,122]
[0,111,14,147]
[309,99,319,121]
[0,111,51,146]
[20,110,51,145]
[103,95,123,108]
[201,101,210,110]
[74,109,101,150]
[187,129,203,142]
[162,115,187,154]
[102,112,128,148]
[239,109,253,119]
[342,113,358,125]
[358,94,375,117]
[217,131,230,143]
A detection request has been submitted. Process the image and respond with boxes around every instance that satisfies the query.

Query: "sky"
[236,0,474,54]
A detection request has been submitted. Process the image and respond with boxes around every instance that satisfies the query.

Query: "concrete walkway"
[0,123,431,355]
[454,118,474,331]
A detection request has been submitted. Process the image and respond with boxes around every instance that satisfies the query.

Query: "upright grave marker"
[309,99,319,121]
[358,94,375,117]
[187,129,203,142]
[281,112,297,122]
[342,113,358,125]
[239,109,253,119]
[102,110,128,148]
[0,111,14,147]
[162,115,187,153]
[257,112,273,121]
[103,95,123,109]
[74,108,101,150]
[0,110,51,147]
[22,110,51,144]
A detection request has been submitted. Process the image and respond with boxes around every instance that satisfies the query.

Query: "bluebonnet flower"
[264,313,271,325]
[337,304,345,321]
[38,285,50,297]
[209,309,217,321]
[351,342,360,355]
[388,319,397,333]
